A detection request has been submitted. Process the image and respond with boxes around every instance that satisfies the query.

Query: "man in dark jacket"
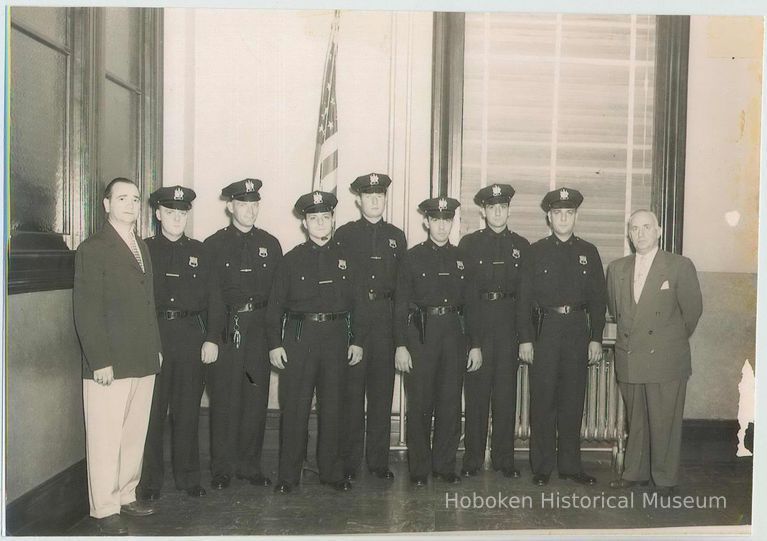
[459,184,530,479]
[268,191,368,494]
[335,173,406,481]
[394,197,482,486]
[73,177,162,536]
[518,187,607,487]
[137,186,224,501]
[203,178,283,490]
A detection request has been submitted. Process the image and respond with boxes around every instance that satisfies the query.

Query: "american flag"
[312,10,340,194]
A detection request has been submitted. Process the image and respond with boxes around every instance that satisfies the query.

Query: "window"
[460,13,656,265]
[7,7,162,294]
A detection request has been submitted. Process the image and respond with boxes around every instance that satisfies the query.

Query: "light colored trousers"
[83,375,155,518]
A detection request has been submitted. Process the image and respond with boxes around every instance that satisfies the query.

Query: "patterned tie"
[129,233,145,273]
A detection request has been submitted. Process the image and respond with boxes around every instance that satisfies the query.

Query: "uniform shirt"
[458,227,531,338]
[394,239,481,348]
[266,239,370,350]
[204,225,283,306]
[518,234,607,343]
[145,232,223,344]
[334,217,407,298]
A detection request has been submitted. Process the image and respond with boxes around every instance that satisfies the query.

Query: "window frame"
[6,7,163,295]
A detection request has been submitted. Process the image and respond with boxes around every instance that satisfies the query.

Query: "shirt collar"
[309,240,332,252]
[551,234,574,246]
[426,238,450,251]
[361,217,384,229]
[484,226,509,239]
[636,246,659,265]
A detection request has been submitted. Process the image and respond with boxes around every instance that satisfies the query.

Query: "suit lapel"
[104,221,145,274]
[620,255,637,320]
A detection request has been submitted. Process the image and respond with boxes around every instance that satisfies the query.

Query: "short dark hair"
[103,177,139,200]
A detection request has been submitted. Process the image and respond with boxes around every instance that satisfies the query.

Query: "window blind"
[460,13,656,265]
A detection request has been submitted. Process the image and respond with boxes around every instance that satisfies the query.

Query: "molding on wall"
[5,459,88,536]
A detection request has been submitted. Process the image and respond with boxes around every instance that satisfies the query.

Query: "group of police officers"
[135,173,607,499]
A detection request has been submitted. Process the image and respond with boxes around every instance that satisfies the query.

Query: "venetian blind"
[460,13,656,265]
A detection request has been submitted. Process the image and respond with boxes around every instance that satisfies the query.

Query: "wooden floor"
[67,416,753,536]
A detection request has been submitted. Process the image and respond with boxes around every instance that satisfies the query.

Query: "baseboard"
[5,458,88,536]
[681,419,743,463]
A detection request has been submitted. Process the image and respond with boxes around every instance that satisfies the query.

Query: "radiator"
[392,327,627,473]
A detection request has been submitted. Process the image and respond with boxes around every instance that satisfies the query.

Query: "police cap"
[541,186,584,212]
[418,196,460,219]
[221,178,263,201]
[351,172,392,194]
[149,185,196,210]
[474,183,515,206]
[294,190,338,215]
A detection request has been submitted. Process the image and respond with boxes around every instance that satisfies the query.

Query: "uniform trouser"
[83,375,155,518]
[207,309,271,477]
[619,378,687,487]
[405,313,466,478]
[462,300,520,471]
[529,311,589,476]
[139,317,205,491]
[277,318,348,485]
[341,301,395,473]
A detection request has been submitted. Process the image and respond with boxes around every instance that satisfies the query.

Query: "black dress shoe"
[120,500,155,517]
[95,514,129,536]
[532,473,550,486]
[343,471,356,481]
[461,467,480,477]
[501,468,521,479]
[211,474,231,490]
[609,478,650,489]
[185,485,207,497]
[410,475,427,487]
[559,472,597,485]
[369,467,395,479]
[138,487,161,501]
[274,481,292,494]
[236,473,272,487]
[321,480,353,491]
[432,471,461,484]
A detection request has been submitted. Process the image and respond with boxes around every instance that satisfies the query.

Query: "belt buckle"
[437,306,446,316]
[562,305,571,314]
[164,310,175,319]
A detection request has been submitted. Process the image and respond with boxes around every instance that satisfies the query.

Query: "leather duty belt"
[287,311,349,322]
[368,291,393,302]
[227,299,268,313]
[540,302,588,317]
[480,291,516,302]
[419,305,461,316]
[157,309,202,320]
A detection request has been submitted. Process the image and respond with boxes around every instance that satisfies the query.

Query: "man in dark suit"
[137,186,223,502]
[459,183,529,480]
[73,178,163,536]
[204,179,283,490]
[335,173,407,481]
[518,187,606,487]
[606,209,703,494]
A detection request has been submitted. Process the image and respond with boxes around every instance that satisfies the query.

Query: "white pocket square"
[660,280,670,290]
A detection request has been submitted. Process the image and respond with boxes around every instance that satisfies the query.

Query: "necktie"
[129,233,145,273]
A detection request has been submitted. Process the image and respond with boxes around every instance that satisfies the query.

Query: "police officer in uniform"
[204,178,283,490]
[268,191,368,493]
[394,197,482,486]
[138,186,222,500]
[459,184,530,479]
[335,173,407,481]
[518,187,606,486]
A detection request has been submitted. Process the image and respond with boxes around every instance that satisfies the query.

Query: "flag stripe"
[312,11,340,193]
